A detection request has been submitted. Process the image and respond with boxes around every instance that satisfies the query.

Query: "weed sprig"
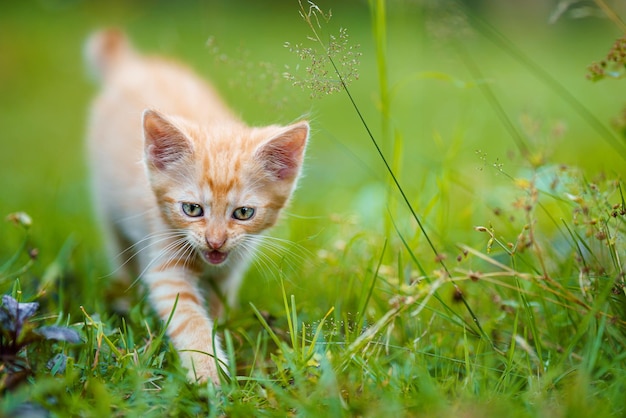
[287,1,491,345]
[588,35,626,82]
[284,1,361,98]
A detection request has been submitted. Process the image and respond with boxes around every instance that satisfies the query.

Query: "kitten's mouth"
[203,250,228,265]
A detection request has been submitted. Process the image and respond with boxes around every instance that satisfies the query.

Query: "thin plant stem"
[296,1,492,346]
[594,0,626,33]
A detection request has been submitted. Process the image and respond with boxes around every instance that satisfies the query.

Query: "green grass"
[1,0,626,416]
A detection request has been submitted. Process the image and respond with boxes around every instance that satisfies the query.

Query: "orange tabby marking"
[85,29,308,385]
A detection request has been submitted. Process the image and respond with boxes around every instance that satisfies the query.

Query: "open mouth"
[203,250,228,265]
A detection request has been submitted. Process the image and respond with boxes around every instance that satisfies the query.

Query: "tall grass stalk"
[368,0,401,240]
[294,1,491,344]
[594,0,626,32]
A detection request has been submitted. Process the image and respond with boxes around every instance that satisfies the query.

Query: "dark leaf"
[1,295,39,333]
[0,309,11,331]
[7,402,50,418]
[46,353,67,375]
[36,326,81,344]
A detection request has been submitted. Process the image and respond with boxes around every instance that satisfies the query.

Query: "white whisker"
[113,207,159,225]
[281,210,326,220]
[246,234,314,264]
[106,229,188,278]
[127,234,192,290]
[240,233,314,281]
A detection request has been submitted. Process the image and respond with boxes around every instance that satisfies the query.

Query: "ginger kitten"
[85,29,308,384]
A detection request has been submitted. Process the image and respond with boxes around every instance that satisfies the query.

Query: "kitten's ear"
[255,122,309,181]
[143,109,192,170]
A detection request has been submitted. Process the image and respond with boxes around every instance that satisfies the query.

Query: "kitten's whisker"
[281,210,326,220]
[239,236,303,280]
[158,239,190,269]
[237,240,279,278]
[181,241,198,272]
[115,229,187,261]
[180,241,196,271]
[245,233,313,256]
[244,234,314,269]
[249,250,281,280]
[107,230,187,279]
[99,231,185,280]
[113,207,159,225]
[245,244,295,274]
[152,237,190,268]
[128,236,190,290]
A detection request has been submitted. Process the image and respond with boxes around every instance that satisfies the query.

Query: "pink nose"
[207,237,226,250]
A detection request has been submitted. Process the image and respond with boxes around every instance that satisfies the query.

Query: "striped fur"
[85,29,308,384]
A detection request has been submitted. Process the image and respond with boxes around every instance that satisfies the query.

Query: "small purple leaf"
[1,295,39,333]
[47,353,67,375]
[36,326,81,343]
[0,309,11,330]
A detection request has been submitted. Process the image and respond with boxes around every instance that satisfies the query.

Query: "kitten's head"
[142,109,308,267]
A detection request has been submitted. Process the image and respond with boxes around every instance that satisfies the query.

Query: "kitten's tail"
[84,29,133,82]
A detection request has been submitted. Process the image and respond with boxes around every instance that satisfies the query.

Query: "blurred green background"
[1,0,625,308]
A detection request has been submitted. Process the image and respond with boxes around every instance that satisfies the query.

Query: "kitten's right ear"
[143,109,192,170]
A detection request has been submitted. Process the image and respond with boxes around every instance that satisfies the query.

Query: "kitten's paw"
[184,351,229,386]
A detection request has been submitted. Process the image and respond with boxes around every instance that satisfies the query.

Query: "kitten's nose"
[207,237,226,250]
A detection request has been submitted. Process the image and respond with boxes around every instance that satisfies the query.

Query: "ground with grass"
[1,1,625,417]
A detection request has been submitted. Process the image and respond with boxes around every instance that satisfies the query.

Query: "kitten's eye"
[182,202,204,217]
[232,207,255,221]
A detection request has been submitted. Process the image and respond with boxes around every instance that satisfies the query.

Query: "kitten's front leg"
[143,268,228,385]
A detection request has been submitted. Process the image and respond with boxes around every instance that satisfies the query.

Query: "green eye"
[182,203,204,217]
[232,207,255,221]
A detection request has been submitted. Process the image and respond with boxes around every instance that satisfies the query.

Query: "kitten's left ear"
[255,122,309,181]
